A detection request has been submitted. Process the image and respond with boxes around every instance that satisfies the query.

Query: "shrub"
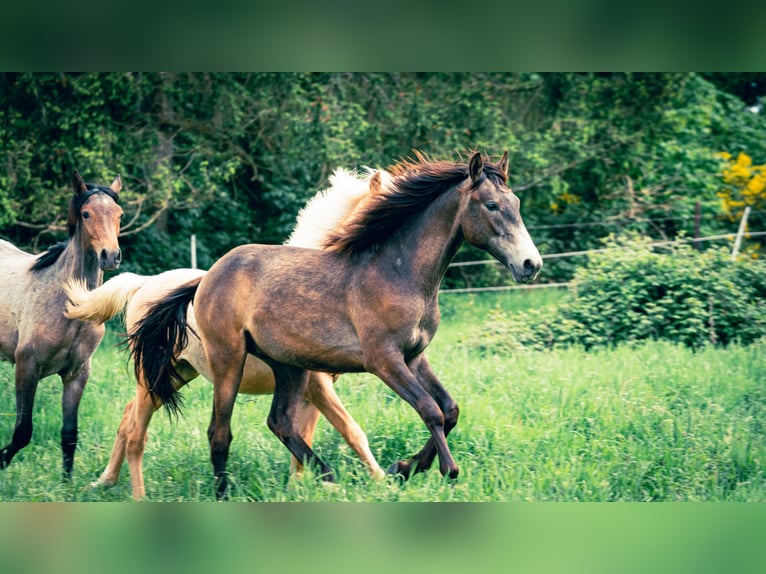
[470,236,766,352]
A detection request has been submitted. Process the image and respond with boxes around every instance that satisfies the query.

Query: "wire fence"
[440,229,766,294]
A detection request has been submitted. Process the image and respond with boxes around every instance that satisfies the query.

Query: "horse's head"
[70,170,124,271]
[460,151,542,283]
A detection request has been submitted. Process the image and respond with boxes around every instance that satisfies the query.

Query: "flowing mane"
[322,154,507,256]
[286,168,375,248]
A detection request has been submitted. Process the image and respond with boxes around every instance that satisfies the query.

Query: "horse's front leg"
[386,355,459,480]
[366,347,459,480]
[266,363,334,482]
[60,360,91,478]
[0,348,41,470]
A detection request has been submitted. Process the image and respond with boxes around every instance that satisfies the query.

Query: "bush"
[469,236,766,352]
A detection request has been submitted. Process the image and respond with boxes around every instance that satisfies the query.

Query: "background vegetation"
[1,73,765,284]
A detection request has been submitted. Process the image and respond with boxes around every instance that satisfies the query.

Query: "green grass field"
[1,289,764,501]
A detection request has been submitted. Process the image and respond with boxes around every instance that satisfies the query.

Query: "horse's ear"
[369,171,381,194]
[72,170,87,196]
[497,151,509,179]
[469,152,483,183]
[109,174,123,197]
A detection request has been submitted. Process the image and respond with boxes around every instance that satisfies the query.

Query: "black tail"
[129,278,202,417]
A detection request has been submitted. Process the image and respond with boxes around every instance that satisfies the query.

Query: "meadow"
[0,289,763,502]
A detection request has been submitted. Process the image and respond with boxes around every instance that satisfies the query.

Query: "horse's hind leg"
[0,349,40,469]
[387,355,459,480]
[267,364,334,482]
[93,398,135,489]
[205,341,246,499]
[305,372,384,479]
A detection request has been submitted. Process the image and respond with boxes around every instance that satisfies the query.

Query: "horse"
[131,151,542,497]
[64,168,385,499]
[0,170,123,477]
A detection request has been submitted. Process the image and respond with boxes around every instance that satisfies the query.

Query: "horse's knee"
[125,433,147,460]
[416,399,445,430]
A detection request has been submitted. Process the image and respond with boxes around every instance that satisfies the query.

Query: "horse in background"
[0,170,123,477]
[128,151,542,497]
[64,168,385,499]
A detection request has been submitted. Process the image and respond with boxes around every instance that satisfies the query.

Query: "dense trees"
[1,73,764,284]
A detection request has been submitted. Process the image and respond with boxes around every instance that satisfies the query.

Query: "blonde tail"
[64,273,150,324]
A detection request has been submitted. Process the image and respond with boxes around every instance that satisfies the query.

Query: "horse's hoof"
[0,447,11,469]
[386,460,413,482]
[214,473,230,501]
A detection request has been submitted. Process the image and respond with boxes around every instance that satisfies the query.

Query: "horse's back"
[0,240,37,361]
[198,244,365,372]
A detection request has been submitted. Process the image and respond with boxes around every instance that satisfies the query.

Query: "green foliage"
[469,236,766,351]
[1,73,765,284]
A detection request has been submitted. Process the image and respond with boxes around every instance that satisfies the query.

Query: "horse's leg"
[304,372,385,479]
[289,397,320,475]
[386,355,459,480]
[125,364,196,500]
[206,344,246,499]
[266,363,334,482]
[0,348,40,469]
[124,388,161,500]
[92,398,135,489]
[365,346,458,480]
[60,360,91,478]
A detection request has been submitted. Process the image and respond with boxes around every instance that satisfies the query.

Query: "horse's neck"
[382,188,465,296]
[56,234,103,290]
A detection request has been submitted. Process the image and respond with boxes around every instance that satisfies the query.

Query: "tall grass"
[0,289,763,501]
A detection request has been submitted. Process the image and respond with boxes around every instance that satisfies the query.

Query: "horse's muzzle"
[510,257,542,283]
[100,248,122,271]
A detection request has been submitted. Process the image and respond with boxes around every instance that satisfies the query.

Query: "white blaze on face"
[510,222,542,281]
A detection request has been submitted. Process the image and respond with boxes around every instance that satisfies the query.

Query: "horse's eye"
[82,211,90,219]
[485,202,499,212]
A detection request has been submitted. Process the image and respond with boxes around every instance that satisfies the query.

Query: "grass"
[0,289,764,501]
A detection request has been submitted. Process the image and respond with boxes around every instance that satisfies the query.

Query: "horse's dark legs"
[366,349,459,480]
[386,356,459,480]
[60,363,89,478]
[266,363,334,482]
[0,351,40,470]
[207,402,216,445]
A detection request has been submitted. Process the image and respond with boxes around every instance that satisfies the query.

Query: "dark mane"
[30,241,70,271]
[323,155,506,256]
[30,184,120,272]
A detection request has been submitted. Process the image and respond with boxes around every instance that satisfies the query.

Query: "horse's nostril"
[115,249,122,264]
[523,258,535,273]
[100,249,108,262]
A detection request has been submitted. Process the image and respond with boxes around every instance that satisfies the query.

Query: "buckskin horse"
[129,152,541,497]
[0,170,123,477]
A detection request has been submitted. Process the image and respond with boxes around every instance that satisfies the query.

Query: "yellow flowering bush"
[717,151,766,219]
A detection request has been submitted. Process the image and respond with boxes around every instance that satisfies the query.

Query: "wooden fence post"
[191,234,197,269]
[731,206,751,260]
